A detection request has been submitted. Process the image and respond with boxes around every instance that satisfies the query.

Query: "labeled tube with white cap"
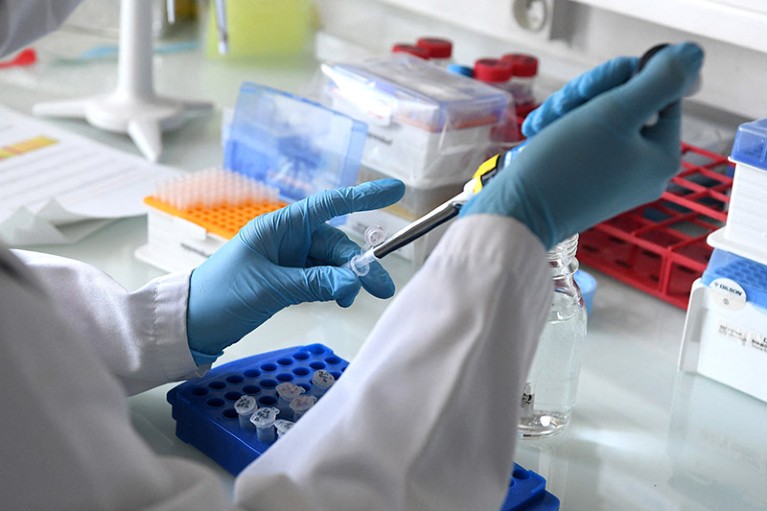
[274,419,295,439]
[276,382,305,421]
[234,395,258,430]
[289,395,318,421]
[310,369,336,398]
[250,407,280,443]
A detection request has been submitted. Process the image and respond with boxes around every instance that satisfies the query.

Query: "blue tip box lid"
[730,118,767,171]
[702,248,767,309]
[224,83,368,203]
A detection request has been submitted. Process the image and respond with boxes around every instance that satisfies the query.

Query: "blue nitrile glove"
[461,42,704,250]
[186,178,406,364]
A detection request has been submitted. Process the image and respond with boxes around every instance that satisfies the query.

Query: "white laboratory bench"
[2,28,766,511]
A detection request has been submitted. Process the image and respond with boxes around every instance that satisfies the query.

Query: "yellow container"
[205,0,313,59]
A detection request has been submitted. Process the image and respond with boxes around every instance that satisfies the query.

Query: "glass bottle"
[519,234,588,438]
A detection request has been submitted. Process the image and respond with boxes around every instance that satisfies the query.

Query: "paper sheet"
[0,105,180,245]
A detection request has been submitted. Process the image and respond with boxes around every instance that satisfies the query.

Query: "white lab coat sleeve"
[0,247,234,510]
[0,0,82,57]
[14,249,202,395]
[234,214,552,511]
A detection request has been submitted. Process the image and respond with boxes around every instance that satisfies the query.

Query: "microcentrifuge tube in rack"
[234,395,258,430]
[250,407,279,443]
[289,395,318,420]
[274,419,295,439]
[310,369,336,398]
[276,382,305,421]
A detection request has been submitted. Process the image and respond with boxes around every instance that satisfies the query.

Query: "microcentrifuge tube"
[364,224,387,248]
[343,225,387,277]
[276,382,305,421]
[310,369,336,398]
[234,395,258,430]
[520,383,534,421]
[274,419,295,439]
[289,395,318,421]
[343,248,378,277]
[250,407,279,443]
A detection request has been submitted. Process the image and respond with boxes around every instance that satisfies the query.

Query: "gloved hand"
[461,42,704,250]
[187,178,406,364]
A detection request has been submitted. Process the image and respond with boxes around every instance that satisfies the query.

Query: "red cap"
[501,53,539,77]
[473,58,513,83]
[391,43,430,59]
[416,37,453,59]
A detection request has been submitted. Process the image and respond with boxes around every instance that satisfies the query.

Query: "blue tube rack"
[167,343,560,510]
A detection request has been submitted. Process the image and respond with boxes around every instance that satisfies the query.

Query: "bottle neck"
[546,234,579,278]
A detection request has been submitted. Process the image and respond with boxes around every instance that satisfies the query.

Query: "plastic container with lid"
[473,58,514,89]
[501,53,539,115]
[473,58,521,145]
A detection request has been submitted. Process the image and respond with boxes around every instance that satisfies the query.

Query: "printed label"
[716,319,767,355]
[709,278,747,310]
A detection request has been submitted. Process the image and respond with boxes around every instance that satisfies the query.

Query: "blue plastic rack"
[167,343,560,510]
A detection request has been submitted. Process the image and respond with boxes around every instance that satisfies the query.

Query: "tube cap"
[473,58,513,83]
[501,53,539,77]
[391,43,430,59]
[416,37,453,59]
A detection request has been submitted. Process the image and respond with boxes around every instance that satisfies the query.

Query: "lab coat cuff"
[439,214,547,264]
[152,270,204,379]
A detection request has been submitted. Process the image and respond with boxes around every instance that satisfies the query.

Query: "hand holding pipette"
[461,42,703,250]
[344,149,520,276]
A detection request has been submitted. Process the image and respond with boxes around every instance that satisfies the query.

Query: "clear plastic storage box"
[320,54,511,188]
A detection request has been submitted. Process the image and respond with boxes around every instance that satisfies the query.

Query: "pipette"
[636,43,701,126]
[214,0,229,54]
[345,150,515,276]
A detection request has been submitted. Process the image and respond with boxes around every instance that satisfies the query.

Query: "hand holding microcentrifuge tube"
[186,178,405,365]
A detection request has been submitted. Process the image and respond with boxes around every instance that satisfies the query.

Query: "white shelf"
[571,0,767,54]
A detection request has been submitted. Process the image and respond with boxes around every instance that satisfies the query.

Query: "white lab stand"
[32,0,211,162]
[3,25,767,511]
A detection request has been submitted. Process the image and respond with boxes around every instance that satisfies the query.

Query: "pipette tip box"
[716,117,767,264]
[167,343,559,510]
[680,250,767,404]
[136,83,367,273]
[680,117,767,403]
